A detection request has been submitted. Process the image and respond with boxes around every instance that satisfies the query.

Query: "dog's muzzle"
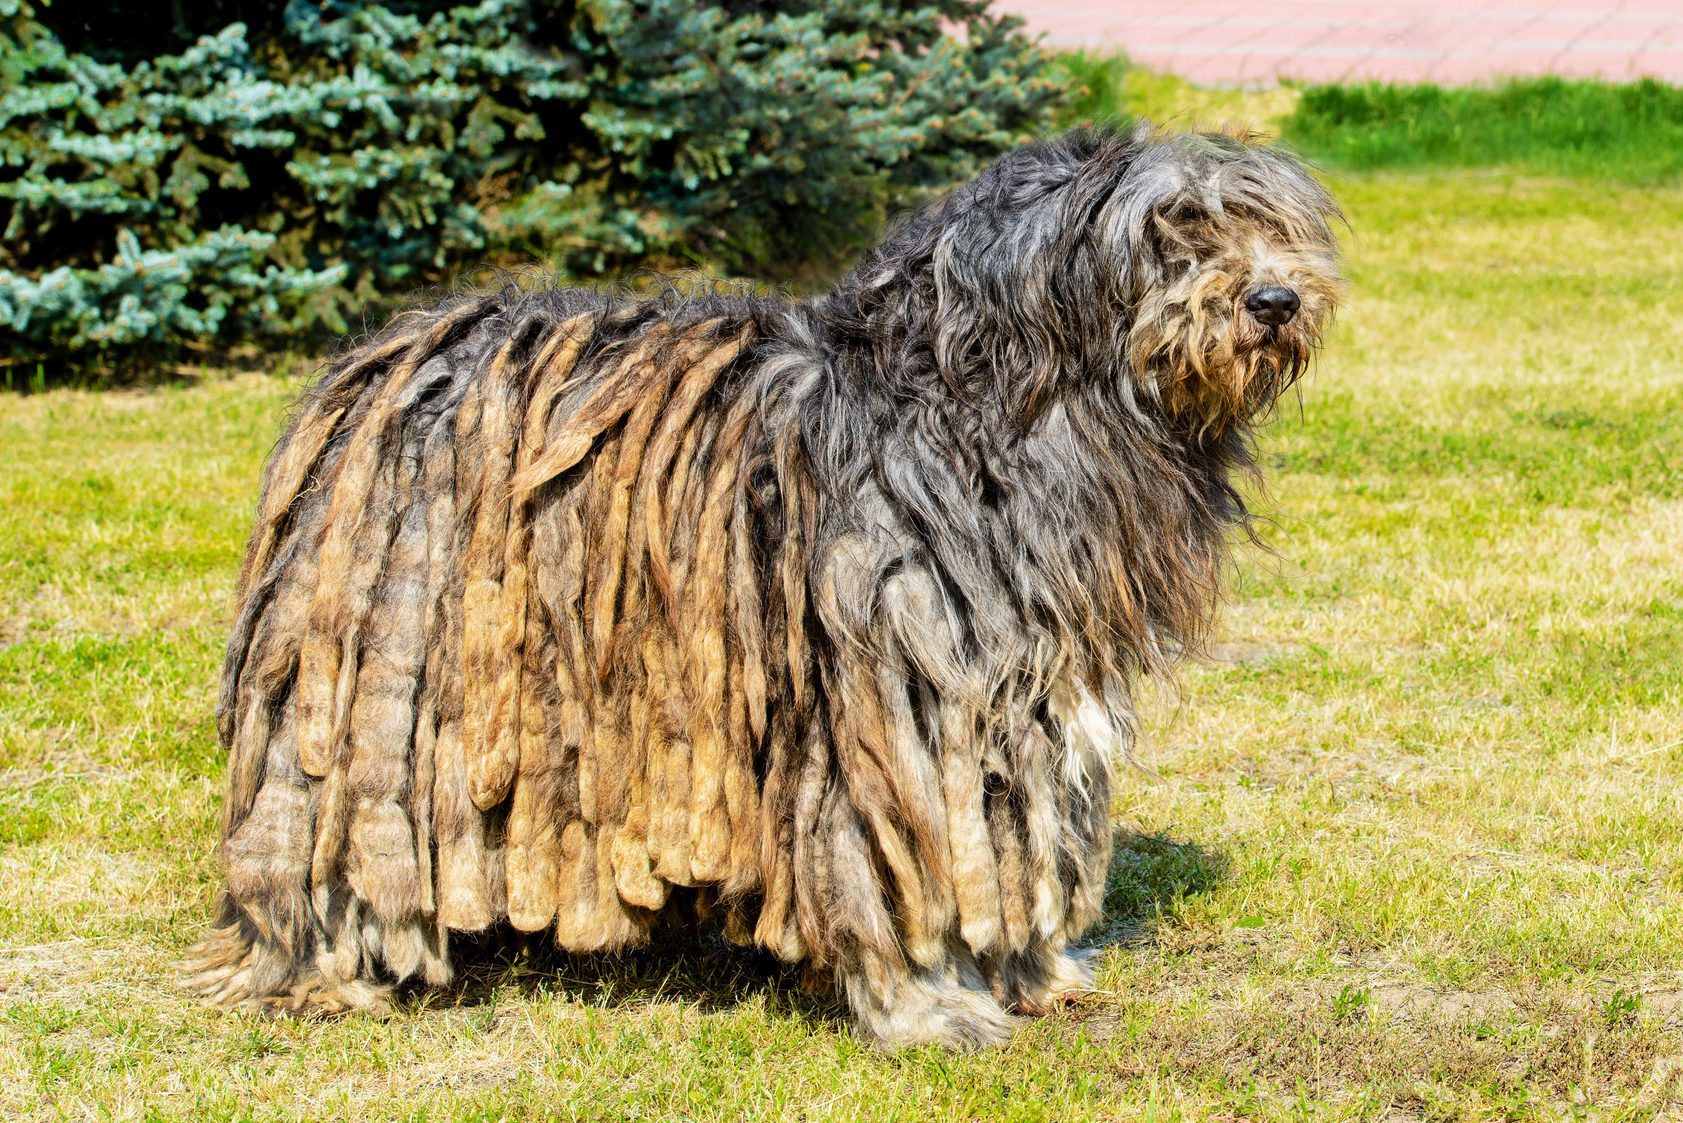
[1244,284,1300,327]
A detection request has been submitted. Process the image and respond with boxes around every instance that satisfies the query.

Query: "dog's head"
[918,125,1344,431]
[1108,129,1344,429]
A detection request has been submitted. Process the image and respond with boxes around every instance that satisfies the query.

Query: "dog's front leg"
[994,942,1102,1015]
[790,744,1019,1050]
[837,943,1019,1050]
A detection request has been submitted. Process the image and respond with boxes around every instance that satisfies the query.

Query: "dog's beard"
[1233,313,1315,418]
[1127,286,1316,433]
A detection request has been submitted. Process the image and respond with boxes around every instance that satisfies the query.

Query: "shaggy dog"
[188,125,1343,1049]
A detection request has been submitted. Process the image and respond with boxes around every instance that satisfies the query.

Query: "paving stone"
[1002,0,1683,85]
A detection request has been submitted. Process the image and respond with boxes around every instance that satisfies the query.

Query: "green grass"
[6,77,1683,1119]
[1053,53,1299,136]
[1056,57,1683,185]
[1286,78,1683,182]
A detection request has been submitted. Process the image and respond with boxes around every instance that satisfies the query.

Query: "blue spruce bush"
[0,0,1063,373]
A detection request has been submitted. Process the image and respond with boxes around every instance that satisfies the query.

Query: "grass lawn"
[4,76,1683,1120]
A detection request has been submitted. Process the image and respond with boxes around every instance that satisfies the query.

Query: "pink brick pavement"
[1000,0,1683,86]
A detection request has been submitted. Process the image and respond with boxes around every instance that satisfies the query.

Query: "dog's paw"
[866,985,1021,1051]
[844,964,1021,1051]
[1012,946,1102,1016]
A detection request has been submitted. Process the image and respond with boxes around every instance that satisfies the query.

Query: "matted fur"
[188,125,1342,1048]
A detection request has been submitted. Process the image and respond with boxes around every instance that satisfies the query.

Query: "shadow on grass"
[406,918,844,1029]
[1094,830,1230,948]
[402,830,1228,1021]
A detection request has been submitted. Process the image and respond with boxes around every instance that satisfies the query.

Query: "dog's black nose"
[1244,285,1300,327]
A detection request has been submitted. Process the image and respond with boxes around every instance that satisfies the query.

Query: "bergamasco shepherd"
[189,124,1344,1048]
